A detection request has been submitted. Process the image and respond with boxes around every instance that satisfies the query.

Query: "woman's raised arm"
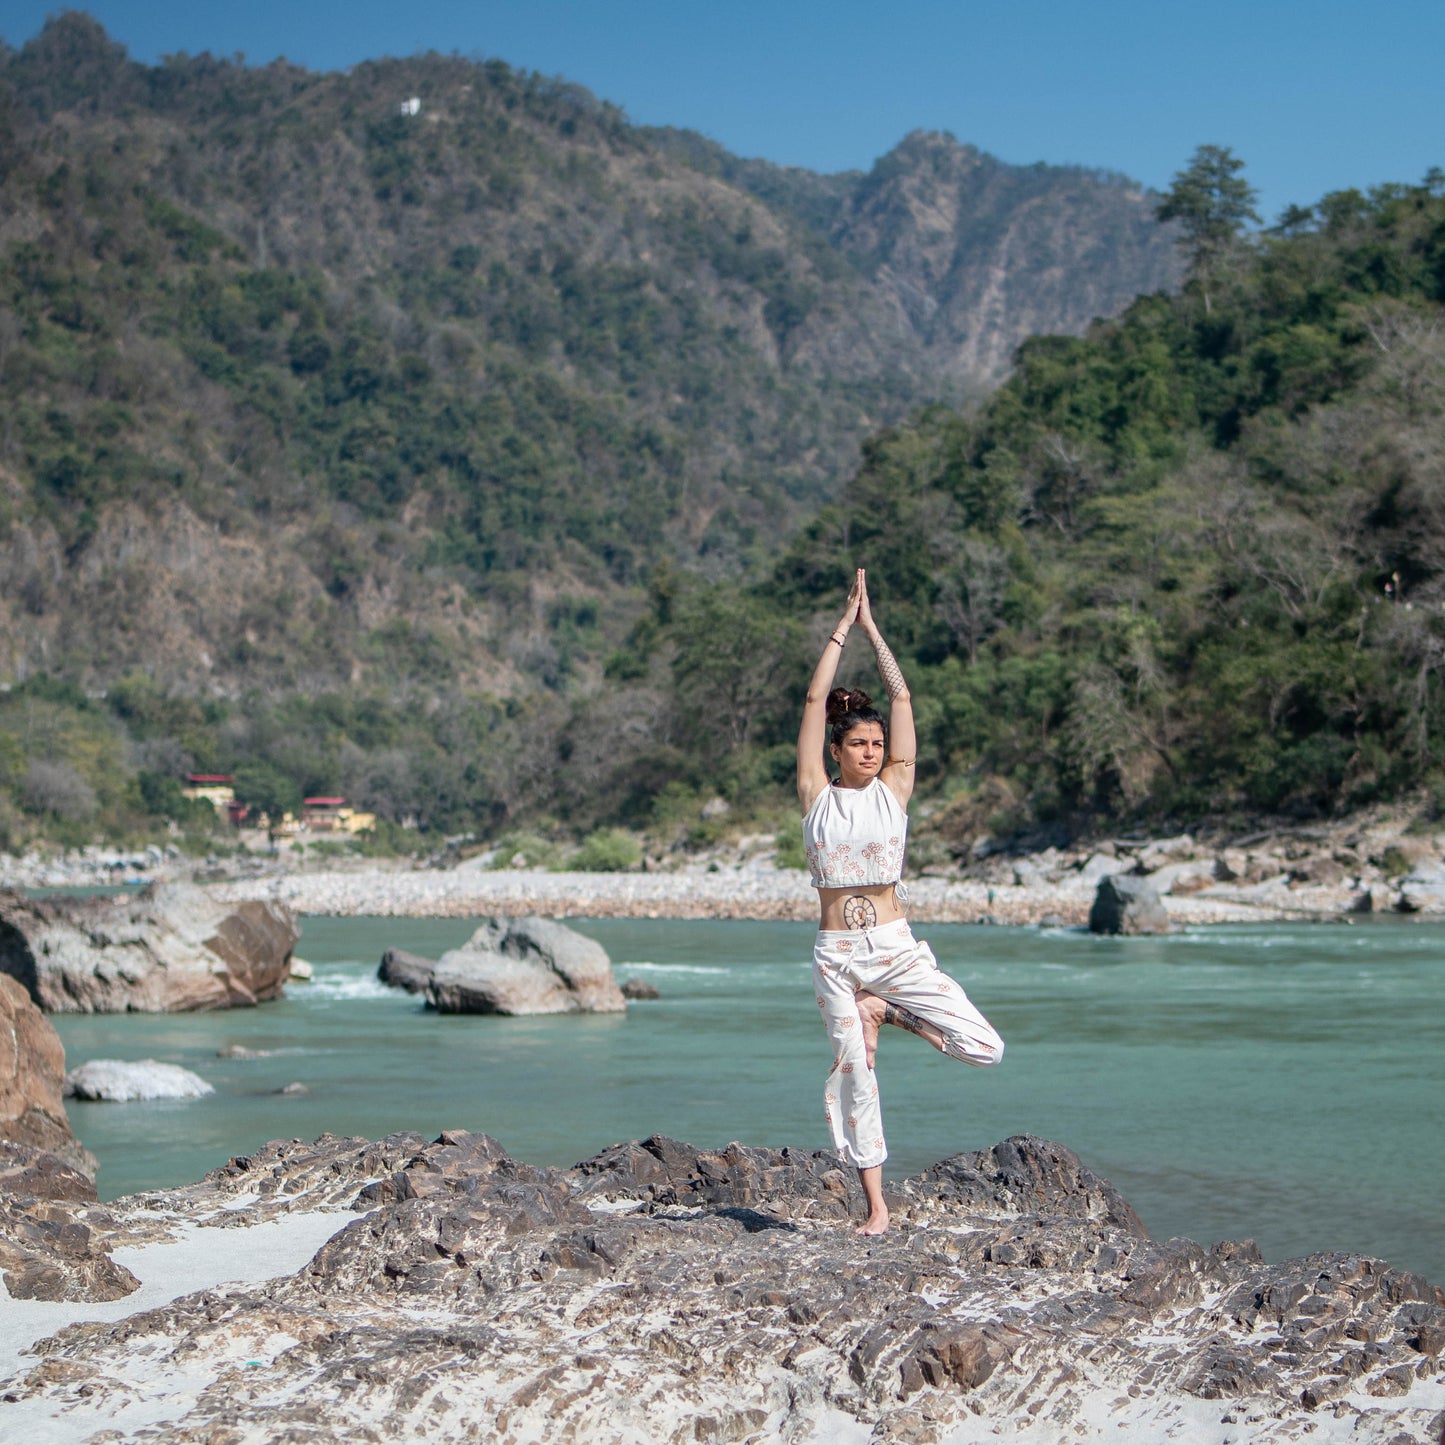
[798,570,862,811]
[857,573,916,807]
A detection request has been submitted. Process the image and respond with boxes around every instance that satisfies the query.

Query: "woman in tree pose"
[798,569,1004,1235]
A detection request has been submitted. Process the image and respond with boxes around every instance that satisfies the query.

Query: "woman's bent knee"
[945,1028,1004,1068]
[970,1022,1005,1066]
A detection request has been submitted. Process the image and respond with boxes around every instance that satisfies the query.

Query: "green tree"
[1156,145,1260,310]
[669,590,808,752]
[231,762,302,827]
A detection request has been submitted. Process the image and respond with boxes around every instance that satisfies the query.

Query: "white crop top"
[802,778,908,890]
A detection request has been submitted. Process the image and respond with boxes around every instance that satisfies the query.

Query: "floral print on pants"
[813,918,1004,1169]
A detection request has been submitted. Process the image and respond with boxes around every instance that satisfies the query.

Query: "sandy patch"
[0,1208,352,1441]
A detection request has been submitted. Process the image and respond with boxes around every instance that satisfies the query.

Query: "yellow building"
[181,774,239,821]
[302,798,377,835]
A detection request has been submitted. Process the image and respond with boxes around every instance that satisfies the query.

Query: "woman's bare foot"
[856,1205,890,1235]
[854,990,887,1070]
[856,1164,889,1235]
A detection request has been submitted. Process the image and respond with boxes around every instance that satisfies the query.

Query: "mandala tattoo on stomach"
[843,895,878,930]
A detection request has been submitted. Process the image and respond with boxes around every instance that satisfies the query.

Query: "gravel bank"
[16,812,1445,926]
[206,863,1359,926]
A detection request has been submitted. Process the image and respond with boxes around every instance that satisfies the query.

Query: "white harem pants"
[813,918,1004,1170]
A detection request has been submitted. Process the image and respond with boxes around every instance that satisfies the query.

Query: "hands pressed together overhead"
[832,568,879,649]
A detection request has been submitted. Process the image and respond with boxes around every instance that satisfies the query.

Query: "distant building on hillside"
[182,774,233,806]
[178,777,374,835]
[301,797,377,835]
[182,774,247,826]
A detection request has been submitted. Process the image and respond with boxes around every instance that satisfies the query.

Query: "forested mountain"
[3,17,1440,858]
[0,13,1177,700]
[0,13,1193,851]
[681,168,1445,852]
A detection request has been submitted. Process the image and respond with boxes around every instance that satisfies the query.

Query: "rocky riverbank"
[1,1130,1441,1443]
[207,852,1438,926]
[9,806,1445,925]
[208,863,1273,924]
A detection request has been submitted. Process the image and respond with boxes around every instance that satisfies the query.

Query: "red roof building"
[302,797,349,831]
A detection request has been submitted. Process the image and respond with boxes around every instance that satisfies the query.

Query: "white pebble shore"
[205,865,1357,925]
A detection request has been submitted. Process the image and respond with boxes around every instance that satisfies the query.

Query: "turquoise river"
[51,915,1445,1282]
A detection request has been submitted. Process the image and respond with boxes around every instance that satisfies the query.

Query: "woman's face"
[831,722,885,785]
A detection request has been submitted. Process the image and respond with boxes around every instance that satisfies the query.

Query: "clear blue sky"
[3,1,1441,221]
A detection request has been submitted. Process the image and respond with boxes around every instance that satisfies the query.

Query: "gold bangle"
[830,633,846,647]
[885,755,915,767]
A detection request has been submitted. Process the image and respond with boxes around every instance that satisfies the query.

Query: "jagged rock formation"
[424,915,627,1014]
[3,1130,1440,1440]
[0,1139,95,1203]
[653,125,1182,388]
[826,130,1179,384]
[0,972,94,1174]
[0,884,298,1013]
[0,964,140,1301]
[0,1145,139,1301]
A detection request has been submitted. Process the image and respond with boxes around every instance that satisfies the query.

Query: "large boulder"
[1088,874,1171,935]
[1394,865,1445,914]
[64,1059,214,1101]
[1145,859,1217,896]
[377,947,439,994]
[1286,854,1348,887]
[1075,852,1121,887]
[0,972,96,1176]
[0,883,299,1013]
[425,916,626,1015]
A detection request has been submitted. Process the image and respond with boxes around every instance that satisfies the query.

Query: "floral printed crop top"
[802,778,908,889]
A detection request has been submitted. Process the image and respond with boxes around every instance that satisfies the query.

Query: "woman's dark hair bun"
[826,686,875,727]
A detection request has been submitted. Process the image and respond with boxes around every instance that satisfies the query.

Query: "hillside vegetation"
[35,22,1445,857]
[0,13,1186,853]
[662,167,1445,854]
[0,14,1175,689]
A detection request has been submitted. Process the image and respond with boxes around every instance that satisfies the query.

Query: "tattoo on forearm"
[842,896,877,930]
[873,634,907,700]
[884,1001,931,1038]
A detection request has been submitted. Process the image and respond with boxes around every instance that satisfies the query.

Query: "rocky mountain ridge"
[651,123,1177,382]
